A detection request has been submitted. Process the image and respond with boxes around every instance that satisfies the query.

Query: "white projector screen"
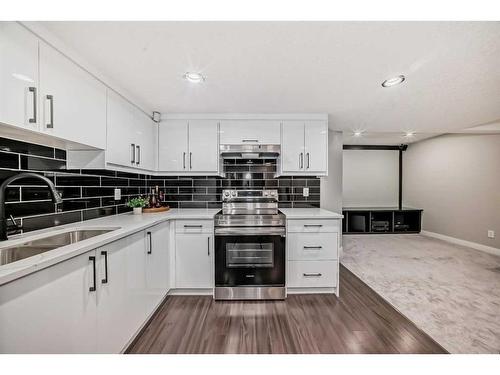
[342,149,399,207]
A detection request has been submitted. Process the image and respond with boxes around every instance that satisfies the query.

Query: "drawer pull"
[303,273,322,277]
[184,225,203,228]
[303,246,323,250]
[304,224,323,228]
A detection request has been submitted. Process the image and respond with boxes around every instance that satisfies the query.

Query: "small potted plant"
[127,197,149,215]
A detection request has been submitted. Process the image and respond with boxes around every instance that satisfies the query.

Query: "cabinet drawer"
[287,261,337,288]
[175,220,213,234]
[287,219,339,233]
[288,233,338,261]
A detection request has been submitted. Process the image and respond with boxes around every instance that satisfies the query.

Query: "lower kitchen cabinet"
[0,249,98,353]
[0,222,170,354]
[175,221,213,289]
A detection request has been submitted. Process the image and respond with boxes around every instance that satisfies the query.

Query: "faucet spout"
[0,172,62,241]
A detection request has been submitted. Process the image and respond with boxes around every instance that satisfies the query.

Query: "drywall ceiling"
[39,21,500,144]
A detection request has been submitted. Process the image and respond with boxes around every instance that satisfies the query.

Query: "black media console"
[342,207,422,234]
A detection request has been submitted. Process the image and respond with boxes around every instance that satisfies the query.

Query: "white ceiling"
[40,21,500,144]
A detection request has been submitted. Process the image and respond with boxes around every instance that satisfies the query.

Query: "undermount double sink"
[0,228,119,266]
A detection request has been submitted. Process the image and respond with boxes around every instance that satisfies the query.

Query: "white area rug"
[342,234,500,353]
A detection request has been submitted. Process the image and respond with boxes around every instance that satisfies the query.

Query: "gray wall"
[320,130,343,213]
[404,134,500,249]
[343,149,399,207]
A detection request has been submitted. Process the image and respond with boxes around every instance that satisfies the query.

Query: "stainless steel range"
[214,189,286,300]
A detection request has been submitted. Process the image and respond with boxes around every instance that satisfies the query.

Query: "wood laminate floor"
[127,265,447,354]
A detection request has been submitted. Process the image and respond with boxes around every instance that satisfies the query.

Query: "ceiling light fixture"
[183,72,205,83]
[404,131,415,137]
[382,75,405,87]
[353,131,363,137]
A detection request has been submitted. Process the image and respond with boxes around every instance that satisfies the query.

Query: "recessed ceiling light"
[183,72,205,83]
[382,75,405,87]
[404,131,415,137]
[353,131,363,137]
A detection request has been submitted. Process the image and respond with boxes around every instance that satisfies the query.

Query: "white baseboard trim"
[421,230,500,257]
[168,288,214,296]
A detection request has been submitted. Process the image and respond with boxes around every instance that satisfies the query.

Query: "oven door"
[215,230,285,287]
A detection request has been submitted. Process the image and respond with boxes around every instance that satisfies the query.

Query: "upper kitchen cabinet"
[106,90,157,171]
[280,120,328,176]
[39,42,107,149]
[0,22,39,132]
[158,119,218,174]
[219,120,281,144]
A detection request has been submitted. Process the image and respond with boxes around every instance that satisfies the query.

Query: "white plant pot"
[133,207,142,215]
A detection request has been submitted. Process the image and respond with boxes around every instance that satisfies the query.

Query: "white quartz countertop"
[280,208,343,219]
[0,209,219,286]
[0,207,342,286]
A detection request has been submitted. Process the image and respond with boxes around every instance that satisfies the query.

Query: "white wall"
[320,130,343,213]
[342,149,399,207]
[404,134,500,249]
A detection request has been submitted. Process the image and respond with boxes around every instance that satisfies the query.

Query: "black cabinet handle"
[184,225,203,228]
[207,236,210,256]
[303,246,323,249]
[304,224,323,227]
[189,152,192,169]
[242,139,258,143]
[136,145,140,165]
[28,87,37,124]
[101,251,108,284]
[147,231,152,254]
[183,152,186,169]
[303,273,322,277]
[131,143,136,164]
[306,152,310,169]
[89,256,96,292]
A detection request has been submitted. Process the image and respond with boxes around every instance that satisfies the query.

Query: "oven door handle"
[215,228,285,236]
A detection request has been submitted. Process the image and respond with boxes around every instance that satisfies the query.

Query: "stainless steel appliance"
[214,189,286,300]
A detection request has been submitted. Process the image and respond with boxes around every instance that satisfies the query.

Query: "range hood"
[220,144,280,159]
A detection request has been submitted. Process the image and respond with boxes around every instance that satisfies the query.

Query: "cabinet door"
[281,121,305,173]
[96,231,148,353]
[158,120,189,171]
[39,42,107,149]
[134,108,157,171]
[106,90,135,167]
[0,250,98,353]
[145,223,170,309]
[175,233,213,288]
[219,120,281,144]
[0,22,39,131]
[188,120,218,172]
[304,121,328,173]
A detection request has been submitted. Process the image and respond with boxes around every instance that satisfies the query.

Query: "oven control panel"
[222,189,278,201]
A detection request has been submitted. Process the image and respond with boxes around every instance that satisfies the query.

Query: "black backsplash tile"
[0,152,19,169]
[0,137,321,234]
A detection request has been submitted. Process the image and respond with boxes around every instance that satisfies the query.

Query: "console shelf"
[342,207,422,234]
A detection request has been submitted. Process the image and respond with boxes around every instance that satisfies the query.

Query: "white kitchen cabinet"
[175,220,213,289]
[0,249,98,353]
[219,120,281,144]
[145,222,170,310]
[0,22,39,131]
[39,41,107,149]
[281,120,328,176]
[158,119,218,174]
[106,90,156,171]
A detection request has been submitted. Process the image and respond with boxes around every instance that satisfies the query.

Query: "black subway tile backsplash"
[0,137,321,233]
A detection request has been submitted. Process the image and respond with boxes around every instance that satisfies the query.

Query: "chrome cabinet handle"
[304,224,323,227]
[189,152,192,169]
[136,145,140,165]
[207,236,210,256]
[28,87,37,124]
[46,94,54,129]
[303,273,322,277]
[303,246,323,249]
[242,139,258,143]
[101,251,108,284]
[306,152,310,169]
[131,144,136,164]
[147,231,152,254]
[184,225,203,228]
[89,256,96,292]
[183,152,186,169]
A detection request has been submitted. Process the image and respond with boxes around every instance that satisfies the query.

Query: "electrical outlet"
[114,188,121,201]
[303,187,309,197]
[487,230,495,239]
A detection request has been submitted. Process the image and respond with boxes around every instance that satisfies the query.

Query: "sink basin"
[0,229,117,266]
